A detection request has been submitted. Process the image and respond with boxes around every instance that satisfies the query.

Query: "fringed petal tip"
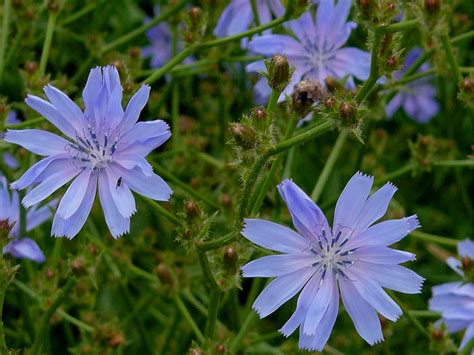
[354,170,375,183]
[406,215,421,232]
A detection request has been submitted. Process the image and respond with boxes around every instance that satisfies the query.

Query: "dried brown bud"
[221,193,232,207]
[385,2,396,12]
[386,55,398,68]
[44,269,55,279]
[424,0,440,14]
[460,78,474,92]
[188,7,203,26]
[155,264,174,286]
[250,106,267,121]
[25,61,37,74]
[184,200,200,218]
[292,79,324,116]
[432,328,444,340]
[229,123,257,148]
[324,96,336,109]
[223,246,238,270]
[107,331,125,348]
[462,256,472,270]
[356,0,374,17]
[70,258,86,275]
[338,102,357,125]
[324,77,344,93]
[215,344,226,353]
[0,219,14,239]
[267,54,290,91]
[128,47,140,58]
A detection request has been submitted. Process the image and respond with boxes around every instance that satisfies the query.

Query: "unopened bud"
[432,328,444,340]
[386,55,398,69]
[215,344,226,353]
[70,258,86,275]
[0,219,14,239]
[184,200,200,218]
[424,0,440,14]
[460,78,474,92]
[155,264,174,286]
[223,246,238,271]
[324,96,336,109]
[356,0,374,17]
[339,102,357,125]
[128,47,140,58]
[385,2,396,12]
[250,106,267,121]
[221,193,232,207]
[188,7,203,26]
[324,77,344,93]
[462,257,472,270]
[229,123,256,148]
[44,269,55,279]
[107,331,125,348]
[266,54,290,91]
[25,61,37,75]
[292,80,324,116]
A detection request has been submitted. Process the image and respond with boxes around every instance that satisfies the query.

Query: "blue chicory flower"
[1,175,51,263]
[241,172,423,351]
[446,239,474,276]
[385,47,439,123]
[2,111,20,169]
[214,0,284,38]
[247,0,370,103]
[429,240,474,352]
[4,66,172,239]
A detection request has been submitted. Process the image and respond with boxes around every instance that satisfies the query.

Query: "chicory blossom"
[429,240,474,351]
[2,111,20,169]
[241,172,423,351]
[247,0,370,103]
[1,175,51,263]
[5,66,172,239]
[385,48,439,123]
[446,239,474,276]
[214,0,284,38]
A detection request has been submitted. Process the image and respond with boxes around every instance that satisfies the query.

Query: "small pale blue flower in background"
[446,239,474,276]
[429,239,474,352]
[247,0,370,103]
[386,48,439,123]
[241,172,423,351]
[214,0,284,38]
[3,111,20,169]
[5,66,172,239]
[1,175,53,263]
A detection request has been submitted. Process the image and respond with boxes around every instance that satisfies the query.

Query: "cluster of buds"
[184,6,207,44]
[356,0,399,25]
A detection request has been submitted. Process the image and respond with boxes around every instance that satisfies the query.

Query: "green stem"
[355,31,381,103]
[143,4,295,85]
[432,160,474,168]
[30,278,76,355]
[250,113,298,215]
[5,116,45,129]
[408,310,440,318]
[199,232,235,251]
[387,69,436,88]
[0,0,11,83]
[174,295,205,343]
[266,89,280,125]
[0,281,6,351]
[441,33,461,82]
[60,0,104,26]
[374,164,415,185]
[39,11,59,76]
[376,19,419,34]
[229,310,257,353]
[172,80,180,148]
[411,231,459,247]
[250,0,261,27]
[310,130,348,202]
[143,198,181,225]
[239,155,268,219]
[387,291,429,339]
[101,0,187,53]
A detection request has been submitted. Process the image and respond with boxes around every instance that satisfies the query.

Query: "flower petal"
[339,277,384,345]
[98,172,130,238]
[52,174,97,239]
[119,120,171,148]
[3,238,45,263]
[106,167,136,218]
[303,272,335,335]
[241,219,309,254]
[253,268,314,318]
[22,163,79,208]
[241,254,316,277]
[333,172,373,232]
[43,85,86,133]
[458,239,474,259]
[112,164,172,201]
[355,246,416,264]
[119,85,151,133]
[248,35,306,58]
[56,169,92,219]
[5,129,69,156]
[25,95,76,138]
[459,322,474,352]
[26,199,57,231]
[82,67,103,112]
[277,179,329,241]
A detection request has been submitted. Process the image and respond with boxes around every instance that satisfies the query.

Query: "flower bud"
[229,123,256,148]
[292,80,324,116]
[70,258,86,275]
[424,0,440,14]
[266,54,290,91]
[356,0,374,17]
[249,106,267,121]
[386,55,398,69]
[107,330,125,348]
[25,61,37,75]
[460,78,474,93]
[324,77,344,93]
[223,246,238,271]
[324,96,336,109]
[184,200,200,218]
[155,264,174,286]
[0,219,14,241]
[338,102,358,125]
[188,7,203,27]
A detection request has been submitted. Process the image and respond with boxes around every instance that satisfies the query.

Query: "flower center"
[67,124,119,172]
[310,229,357,282]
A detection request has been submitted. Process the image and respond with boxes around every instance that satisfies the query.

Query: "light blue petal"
[106,167,136,218]
[349,267,402,321]
[5,129,69,156]
[25,95,76,138]
[241,254,316,277]
[105,85,124,130]
[3,238,45,263]
[119,85,151,133]
[355,246,415,264]
[459,322,474,352]
[112,164,172,202]
[241,219,309,254]
[52,174,97,238]
[253,268,314,318]
[43,85,86,133]
[303,272,335,335]
[22,162,79,208]
[358,261,424,294]
[277,179,329,241]
[115,154,153,176]
[458,239,474,259]
[56,169,92,219]
[332,47,371,81]
[119,120,170,148]
[248,35,306,58]
[3,152,19,169]
[98,172,130,238]
[339,277,384,345]
[446,257,464,276]
[385,93,403,118]
[82,67,103,113]
[333,172,373,232]
[26,199,57,231]
[353,182,398,234]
